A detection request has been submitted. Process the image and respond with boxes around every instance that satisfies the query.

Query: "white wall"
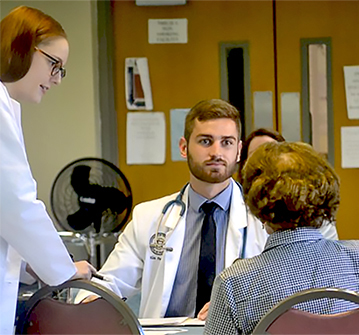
[1,1,101,227]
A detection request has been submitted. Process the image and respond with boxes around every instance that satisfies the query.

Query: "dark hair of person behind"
[242,142,340,231]
[0,6,67,83]
[238,128,285,184]
[184,99,241,142]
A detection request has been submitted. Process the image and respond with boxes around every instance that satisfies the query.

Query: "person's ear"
[179,137,188,158]
[237,140,242,162]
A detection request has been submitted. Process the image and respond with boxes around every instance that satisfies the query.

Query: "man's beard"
[187,152,237,184]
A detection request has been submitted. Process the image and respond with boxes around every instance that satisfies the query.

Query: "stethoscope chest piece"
[149,184,188,255]
[149,232,169,255]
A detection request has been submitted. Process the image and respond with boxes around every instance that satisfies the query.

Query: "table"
[142,325,204,335]
[140,317,205,335]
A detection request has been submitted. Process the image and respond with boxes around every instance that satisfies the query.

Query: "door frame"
[220,42,252,138]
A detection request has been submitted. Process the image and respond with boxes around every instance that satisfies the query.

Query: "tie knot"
[201,202,218,215]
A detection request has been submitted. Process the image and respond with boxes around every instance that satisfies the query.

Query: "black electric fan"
[50,157,132,268]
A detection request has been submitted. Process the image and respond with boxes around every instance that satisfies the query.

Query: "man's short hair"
[184,99,241,142]
[242,142,340,231]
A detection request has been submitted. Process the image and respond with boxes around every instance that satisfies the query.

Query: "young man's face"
[180,118,241,184]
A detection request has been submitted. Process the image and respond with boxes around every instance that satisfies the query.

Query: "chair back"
[16,279,144,335]
[252,288,359,335]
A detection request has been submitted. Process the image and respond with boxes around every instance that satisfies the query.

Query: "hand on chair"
[25,263,45,284]
[81,294,99,304]
[72,260,97,281]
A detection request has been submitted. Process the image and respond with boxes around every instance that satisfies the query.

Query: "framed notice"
[148,19,188,44]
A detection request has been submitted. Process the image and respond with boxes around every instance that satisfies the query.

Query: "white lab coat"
[78,178,339,318]
[80,179,268,318]
[0,82,76,335]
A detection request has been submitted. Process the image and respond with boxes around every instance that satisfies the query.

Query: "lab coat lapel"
[0,246,22,335]
[141,188,189,318]
[161,186,189,316]
[225,180,248,267]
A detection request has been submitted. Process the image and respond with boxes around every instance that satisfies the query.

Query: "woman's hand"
[71,260,97,280]
[81,295,99,304]
[197,301,210,321]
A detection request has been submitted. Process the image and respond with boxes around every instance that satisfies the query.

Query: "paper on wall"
[344,66,359,119]
[127,112,165,165]
[341,126,359,168]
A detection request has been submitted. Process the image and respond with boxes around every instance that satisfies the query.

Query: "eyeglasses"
[34,47,66,78]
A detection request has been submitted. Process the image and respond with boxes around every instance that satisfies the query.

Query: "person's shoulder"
[216,255,265,297]
[230,179,244,196]
[320,239,359,261]
[0,82,10,107]
[335,239,359,250]
[220,254,263,281]
[0,81,6,94]
[0,82,20,118]
[133,191,180,211]
[229,179,245,209]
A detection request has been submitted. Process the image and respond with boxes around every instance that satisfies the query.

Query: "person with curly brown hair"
[238,128,338,241]
[205,142,359,335]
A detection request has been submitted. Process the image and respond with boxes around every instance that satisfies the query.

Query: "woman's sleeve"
[0,95,76,285]
[204,275,240,335]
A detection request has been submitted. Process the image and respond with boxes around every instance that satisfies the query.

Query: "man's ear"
[179,137,188,158]
[237,140,242,162]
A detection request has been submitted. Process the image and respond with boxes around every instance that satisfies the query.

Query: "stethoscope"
[149,182,248,259]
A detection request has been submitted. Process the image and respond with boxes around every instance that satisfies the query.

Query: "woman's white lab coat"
[0,82,76,335]
[88,179,268,318]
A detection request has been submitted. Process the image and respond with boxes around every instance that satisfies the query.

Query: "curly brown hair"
[242,142,340,231]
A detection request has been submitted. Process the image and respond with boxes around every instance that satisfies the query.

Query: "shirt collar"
[263,227,324,253]
[188,181,233,213]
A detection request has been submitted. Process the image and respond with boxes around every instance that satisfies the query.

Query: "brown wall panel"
[112,0,358,239]
[112,0,274,207]
[276,0,359,238]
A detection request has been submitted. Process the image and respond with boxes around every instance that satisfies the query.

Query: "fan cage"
[51,157,132,233]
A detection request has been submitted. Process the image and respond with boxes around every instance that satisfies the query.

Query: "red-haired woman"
[0,7,95,334]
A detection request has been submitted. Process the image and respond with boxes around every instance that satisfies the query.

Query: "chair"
[16,279,144,335]
[252,288,359,335]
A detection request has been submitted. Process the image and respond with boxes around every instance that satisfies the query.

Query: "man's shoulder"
[134,191,180,211]
[230,179,244,195]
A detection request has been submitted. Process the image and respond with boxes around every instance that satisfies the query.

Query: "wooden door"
[112,0,275,205]
[276,0,359,238]
[111,0,358,238]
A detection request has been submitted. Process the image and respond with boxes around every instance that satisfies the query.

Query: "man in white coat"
[78,99,338,319]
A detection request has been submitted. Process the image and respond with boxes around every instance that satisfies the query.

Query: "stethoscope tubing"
[152,182,248,259]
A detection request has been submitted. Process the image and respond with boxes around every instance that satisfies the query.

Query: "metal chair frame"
[16,279,144,335]
[252,287,359,335]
